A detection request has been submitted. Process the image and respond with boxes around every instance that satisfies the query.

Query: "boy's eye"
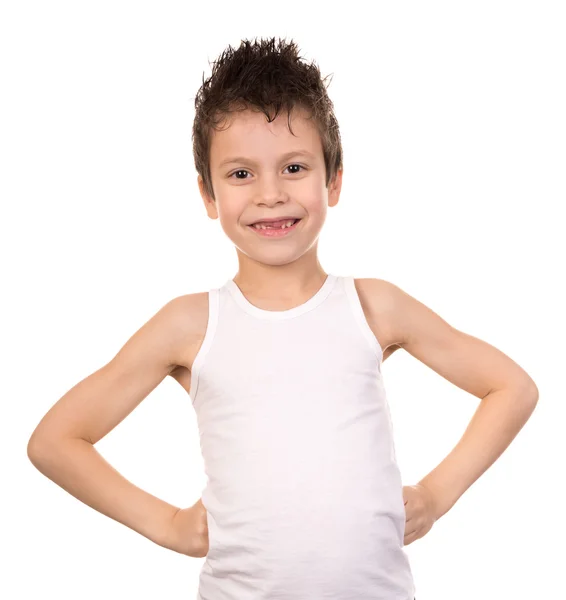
[229,164,306,179]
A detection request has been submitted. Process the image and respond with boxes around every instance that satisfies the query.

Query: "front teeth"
[253,219,296,230]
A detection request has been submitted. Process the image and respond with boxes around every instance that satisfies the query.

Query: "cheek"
[215,197,246,225]
[304,198,328,220]
[218,214,243,238]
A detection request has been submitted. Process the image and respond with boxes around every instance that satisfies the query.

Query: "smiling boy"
[28,37,538,600]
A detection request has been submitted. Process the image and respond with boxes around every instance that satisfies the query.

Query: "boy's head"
[192,37,343,267]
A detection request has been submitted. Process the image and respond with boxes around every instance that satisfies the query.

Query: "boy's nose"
[254,192,289,208]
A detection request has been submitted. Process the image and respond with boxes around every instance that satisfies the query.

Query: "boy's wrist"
[148,503,182,549]
[416,478,457,520]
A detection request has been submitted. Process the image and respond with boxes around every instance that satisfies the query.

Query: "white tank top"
[189,273,416,600]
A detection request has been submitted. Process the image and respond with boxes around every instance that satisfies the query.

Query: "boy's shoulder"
[159,290,210,374]
[352,277,408,357]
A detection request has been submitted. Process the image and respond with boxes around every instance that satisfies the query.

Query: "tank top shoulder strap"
[189,286,220,403]
[340,275,383,363]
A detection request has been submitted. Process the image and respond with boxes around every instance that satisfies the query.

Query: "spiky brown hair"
[192,36,343,201]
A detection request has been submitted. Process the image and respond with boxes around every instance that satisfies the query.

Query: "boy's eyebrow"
[218,150,316,168]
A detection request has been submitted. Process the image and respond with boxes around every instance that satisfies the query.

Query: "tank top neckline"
[223,273,338,320]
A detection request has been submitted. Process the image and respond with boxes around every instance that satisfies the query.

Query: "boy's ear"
[328,168,343,208]
[198,175,219,219]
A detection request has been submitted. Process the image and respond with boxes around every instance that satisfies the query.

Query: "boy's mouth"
[247,218,302,237]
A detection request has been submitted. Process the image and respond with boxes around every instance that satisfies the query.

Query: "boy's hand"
[164,497,209,557]
[402,484,439,546]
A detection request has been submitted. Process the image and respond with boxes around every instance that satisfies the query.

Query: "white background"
[2,1,564,599]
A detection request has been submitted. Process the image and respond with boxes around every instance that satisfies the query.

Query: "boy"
[27,37,539,600]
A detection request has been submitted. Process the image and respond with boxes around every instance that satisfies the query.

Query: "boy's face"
[198,107,342,268]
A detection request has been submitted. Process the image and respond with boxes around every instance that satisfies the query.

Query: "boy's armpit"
[382,344,402,362]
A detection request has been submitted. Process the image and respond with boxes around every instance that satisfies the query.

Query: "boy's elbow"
[27,431,52,466]
[27,430,76,466]
[522,376,539,403]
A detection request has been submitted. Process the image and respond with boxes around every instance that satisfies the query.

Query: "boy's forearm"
[417,382,538,519]
[28,437,179,548]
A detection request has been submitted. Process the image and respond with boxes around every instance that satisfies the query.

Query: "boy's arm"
[367,279,539,519]
[27,294,198,548]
